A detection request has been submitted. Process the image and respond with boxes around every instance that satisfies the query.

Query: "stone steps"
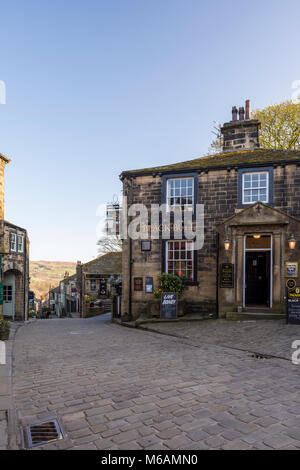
[226,311,286,321]
[102,300,112,312]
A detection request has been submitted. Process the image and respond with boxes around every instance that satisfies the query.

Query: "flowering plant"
[154,273,186,299]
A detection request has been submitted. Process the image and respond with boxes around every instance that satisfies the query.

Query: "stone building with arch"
[0,151,30,321]
[2,221,29,321]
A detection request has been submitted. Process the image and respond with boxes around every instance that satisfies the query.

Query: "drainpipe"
[128,178,133,318]
[216,232,219,319]
[23,232,27,321]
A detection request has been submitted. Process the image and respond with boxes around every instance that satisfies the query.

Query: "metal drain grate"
[251,353,270,360]
[24,419,64,448]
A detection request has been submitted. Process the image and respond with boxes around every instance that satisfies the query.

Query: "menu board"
[161,292,178,319]
[287,289,300,325]
[220,263,234,288]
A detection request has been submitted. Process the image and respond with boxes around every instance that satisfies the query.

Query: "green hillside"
[30,261,76,300]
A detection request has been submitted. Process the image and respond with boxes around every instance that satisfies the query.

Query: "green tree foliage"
[252,101,300,150]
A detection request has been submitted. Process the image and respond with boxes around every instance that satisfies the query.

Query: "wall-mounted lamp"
[224,238,231,251]
[288,234,296,250]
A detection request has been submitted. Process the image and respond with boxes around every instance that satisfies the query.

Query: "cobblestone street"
[12,315,300,450]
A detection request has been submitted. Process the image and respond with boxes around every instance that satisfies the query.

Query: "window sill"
[183,279,199,287]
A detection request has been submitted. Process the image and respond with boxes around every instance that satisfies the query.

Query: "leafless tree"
[97,234,122,256]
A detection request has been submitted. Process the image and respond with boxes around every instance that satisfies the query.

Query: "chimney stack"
[232,106,238,121]
[220,99,260,152]
[245,99,251,120]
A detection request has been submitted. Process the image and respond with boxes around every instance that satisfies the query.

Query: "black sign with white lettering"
[287,289,300,325]
[161,292,178,319]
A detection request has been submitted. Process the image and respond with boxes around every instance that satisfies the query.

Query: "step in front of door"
[226,312,285,321]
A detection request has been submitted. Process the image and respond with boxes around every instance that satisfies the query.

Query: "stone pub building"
[120,101,300,320]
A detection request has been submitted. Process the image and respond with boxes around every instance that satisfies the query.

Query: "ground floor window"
[4,285,12,302]
[166,240,194,280]
[90,279,97,291]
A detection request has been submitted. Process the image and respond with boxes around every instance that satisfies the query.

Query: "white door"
[3,273,15,318]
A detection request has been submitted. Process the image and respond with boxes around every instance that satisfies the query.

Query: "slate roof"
[83,251,122,274]
[121,149,300,177]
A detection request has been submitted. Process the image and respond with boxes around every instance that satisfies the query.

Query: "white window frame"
[166,177,194,212]
[165,240,194,280]
[242,171,269,205]
[10,233,17,252]
[90,279,97,291]
[17,235,24,253]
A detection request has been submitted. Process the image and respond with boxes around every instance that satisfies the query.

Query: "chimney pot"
[232,106,238,121]
[221,99,260,152]
[245,99,251,119]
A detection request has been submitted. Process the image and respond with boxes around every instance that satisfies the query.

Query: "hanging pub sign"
[99,279,107,296]
[161,292,178,319]
[220,263,234,288]
[287,288,300,324]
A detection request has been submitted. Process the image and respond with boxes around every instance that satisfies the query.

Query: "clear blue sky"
[1,0,299,262]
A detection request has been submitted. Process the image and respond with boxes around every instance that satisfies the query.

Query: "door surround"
[243,234,272,308]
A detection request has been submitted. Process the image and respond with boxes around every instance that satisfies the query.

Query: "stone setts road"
[12,315,300,450]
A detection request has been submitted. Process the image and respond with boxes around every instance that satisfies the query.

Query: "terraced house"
[120,101,300,320]
[0,151,30,321]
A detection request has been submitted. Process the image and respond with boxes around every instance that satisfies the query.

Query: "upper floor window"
[17,235,24,253]
[242,171,269,204]
[239,167,273,206]
[10,233,17,252]
[167,177,194,211]
[166,240,194,280]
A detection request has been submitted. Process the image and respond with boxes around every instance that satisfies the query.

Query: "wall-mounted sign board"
[285,262,298,278]
[134,277,143,291]
[141,240,151,251]
[287,289,300,324]
[220,263,234,288]
[145,277,153,293]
